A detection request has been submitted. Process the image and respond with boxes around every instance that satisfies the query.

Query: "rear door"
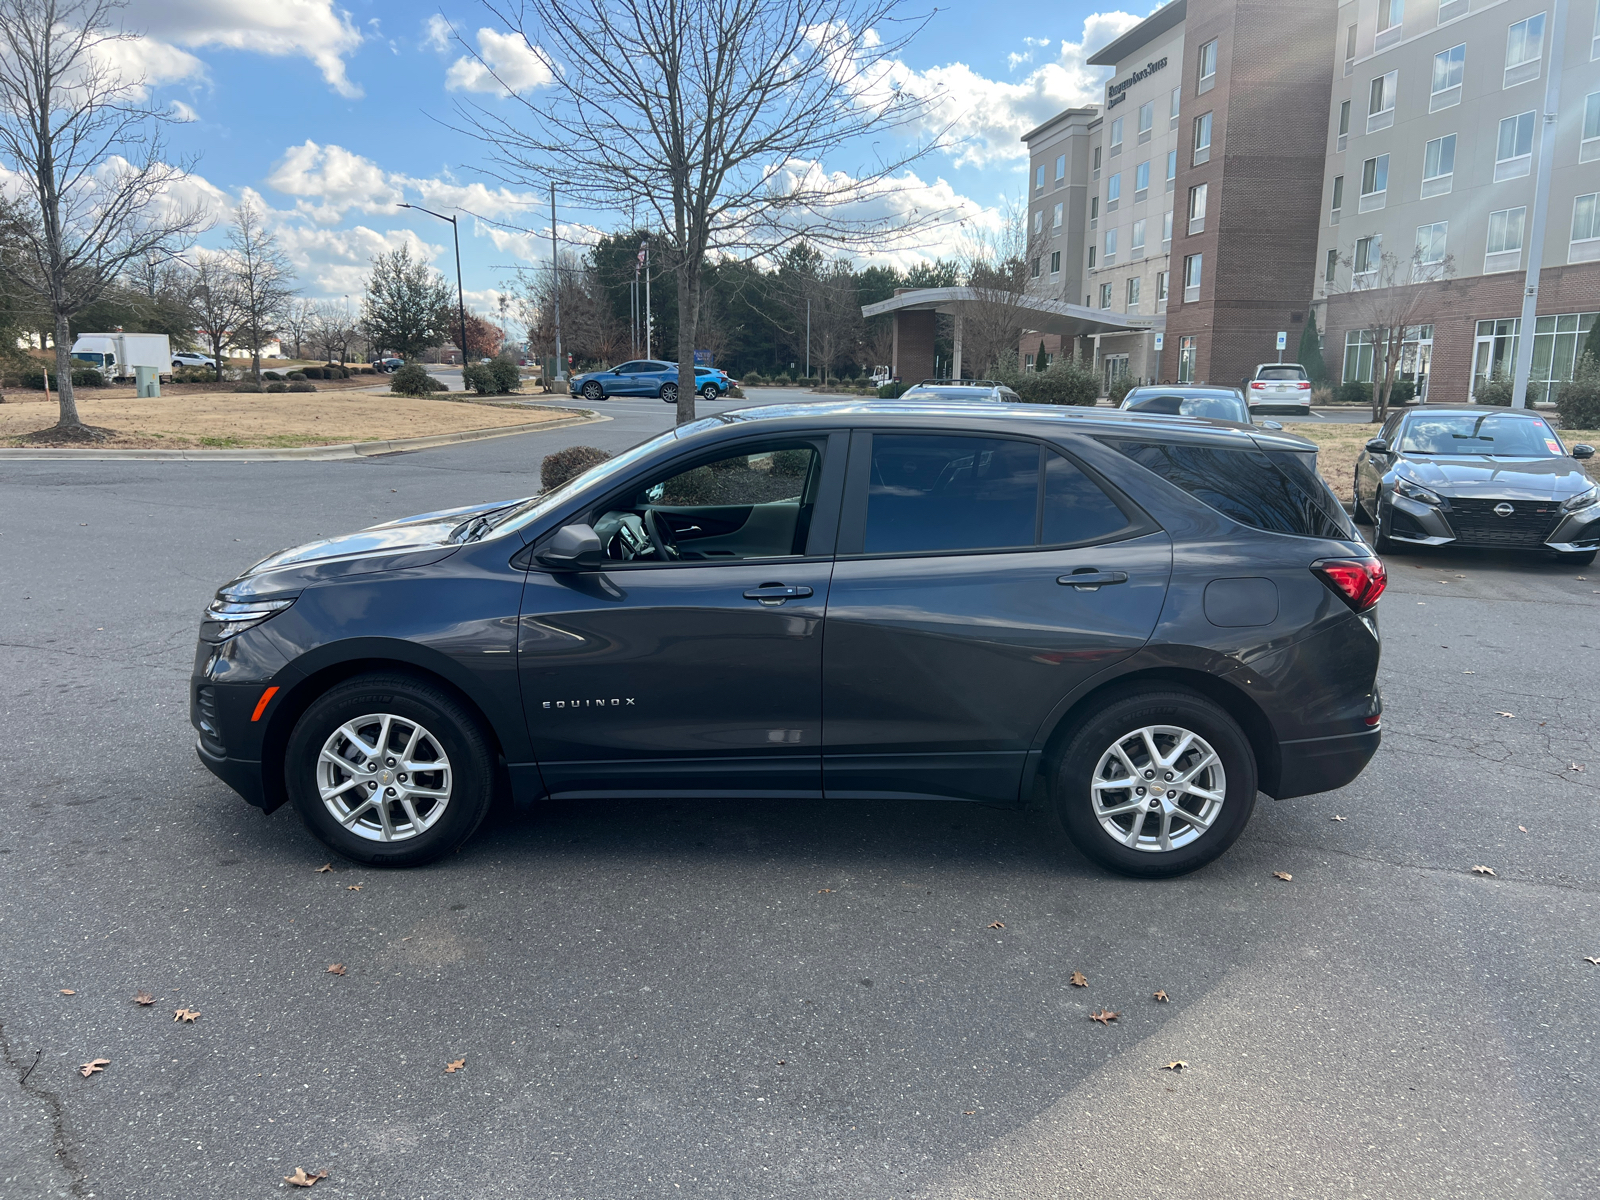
[821,430,1172,805]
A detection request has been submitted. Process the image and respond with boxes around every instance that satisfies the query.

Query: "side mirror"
[536,523,604,571]
[1365,438,1389,454]
[1572,444,1595,460]
[1261,420,1284,430]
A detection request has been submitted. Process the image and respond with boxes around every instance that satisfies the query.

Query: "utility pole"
[550,182,563,383]
[641,236,651,359]
[1511,0,1567,408]
[805,298,811,378]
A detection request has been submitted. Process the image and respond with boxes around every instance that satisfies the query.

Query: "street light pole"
[550,182,563,383]
[1510,0,1567,408]
[398,203,470,375]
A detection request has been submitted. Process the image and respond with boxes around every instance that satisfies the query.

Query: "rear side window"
[1103,440,1354,539]
[860,435,1133,554]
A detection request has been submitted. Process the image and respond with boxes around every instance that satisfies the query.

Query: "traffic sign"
[1275,331,1287,350]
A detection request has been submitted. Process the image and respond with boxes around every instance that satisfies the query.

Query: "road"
[1,409,1597,1199]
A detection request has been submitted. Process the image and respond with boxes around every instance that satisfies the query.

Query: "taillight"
[1312,557,1387,612]
[1250,381,1266,389]
[1296,380,1311,390]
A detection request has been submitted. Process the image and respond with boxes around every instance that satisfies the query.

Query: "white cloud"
[445,28,553,94]
[423,14,453,52]
[125,0,365,98]
[272,220,443,297]
[89,34,208,95]
[266,141,402,223]
[168,99,199,122]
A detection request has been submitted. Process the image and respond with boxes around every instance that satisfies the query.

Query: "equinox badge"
[543,698,635,709]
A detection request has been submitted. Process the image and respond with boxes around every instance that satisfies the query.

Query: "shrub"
[1473,368,1514,406]
[301,366,324,380]
[1002,358,1099,406]
[263,370,284,381]
[1387,378,1416,406]
[1334,380,1372,406]
[323,364,348,379]
[390,363,447,396]
[877,381,910,399]
[23,368,105,388]
[725,385,745,399]
[741,372,767,386]
[286,370,307,381]
[461,363,495,395]
[266,382,288,393]
[1556,358,1600,428]
[540,445,612,492]
[234,383,262,393]
[360,366,376,375]
[463,360,522,395]
[1106,374,1137,407]
[287,380,317,393]
[488,357,521,393]
[1311,384,1334,406]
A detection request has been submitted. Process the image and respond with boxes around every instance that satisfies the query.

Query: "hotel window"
[1156,271,1169,311]
[1331,174,1344,223]
[1421,134,1455,197]
[1132,217,1147,254]
[1165,149,1177,193]
[1162,209,1173,244]
[1050,249,1062,274]
[1183,253,1202,302]
[1343,330,1376,383]
[1337,99,1350,150]
[1055,153,1066,181]
[1193,112,1212,166]
[1100,282,1114,308]
[1187,182,1208,235]
[1439,0,1469,25]
[1030,257,1041,278]
[1572,193,1600,263]
[1504,13,1545,88]
[1053,202,1064,229]
[1105,228,1118,264]
[1344,24,1357,77]
[1414,221,1448,280]
[1354,233,1382,277]
[1494,111,1535,181]
[1135,160,1150,200]
[1197,38,1218,94]
[1091,195,1099,224]
[1035,164,1045,190]
[1367,69,1398,132]
[1110,116,1124,152]
[1093,146,1101,179]
[1088,246,1096,268]
[1376,0,1404,50]
[1034,209,1044,235]
[1583,92,1600,163]
[1178,335,1198,382]
[1024,353,1035,371]
[1485,205,1526,272]
[1170,85,1181,128]
[1431,44,1464,111]
[1138,100,1154,143]
[1107,172,1121,211]
[1593,1,1600,59]
[1127,277,1141,312]
[1359,153,1388,211]
[1325,248,1338,283]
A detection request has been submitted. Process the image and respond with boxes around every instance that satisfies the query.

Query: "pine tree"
[1296,311,1327,383]
[1580,316,1600,371]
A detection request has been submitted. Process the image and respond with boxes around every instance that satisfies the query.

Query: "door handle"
[743,584,814,604]
[1057,570,1129,590]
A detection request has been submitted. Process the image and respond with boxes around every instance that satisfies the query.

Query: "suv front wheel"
[1047,689,1257,878]
[285,673,495,866]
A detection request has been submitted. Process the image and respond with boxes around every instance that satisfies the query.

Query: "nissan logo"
[1493,503,1515,517]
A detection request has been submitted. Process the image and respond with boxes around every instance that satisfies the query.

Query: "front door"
[822,431,1171,805]
[518,433,847,798]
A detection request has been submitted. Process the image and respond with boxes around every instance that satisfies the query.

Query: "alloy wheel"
[316,713,452,842]
[1090,724,1225,853]
[582,381,603,401]
[661,382,679,404]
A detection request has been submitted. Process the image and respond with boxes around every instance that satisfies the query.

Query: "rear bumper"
[196,739,268,810]
[1272,727,1380,800]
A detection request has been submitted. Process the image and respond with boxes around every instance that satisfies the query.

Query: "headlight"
[201,597,296,642]
[1394,478,1442,506]
[1561,484,1599,513]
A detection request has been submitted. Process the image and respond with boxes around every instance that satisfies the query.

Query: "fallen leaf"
[1153,989,1169,1002]
[59,989,75,996]
[174,1008,200,1022]
[1330,815,1346,822]
[817,888,833,894]
[1518,826,1527,833]
[314,864,333,873]
[326,964,346,976]
[1494,711,1514,718]
[1470,865,1496,877]
[1272,871,1293,882]
[1570,763,1585,773]
[963,1110,976,1115]
[1090,1009,1119,1025]
[776,1060,786,1065]
[1463,670,1474,674]
[78,1058,109,1077]
[987,921,1005,929]
[1584,957,1600,966]
[346,884,362,892]
[444,1058,466,1073]
[1069,971,1087,987]
[1162,1060,1188,1071]
[133,991,154,1006]
[284,1168,328,1188]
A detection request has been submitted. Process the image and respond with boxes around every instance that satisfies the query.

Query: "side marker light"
[251,686,280,722]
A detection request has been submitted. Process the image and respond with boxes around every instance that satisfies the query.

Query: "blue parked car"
[572,359,730,403]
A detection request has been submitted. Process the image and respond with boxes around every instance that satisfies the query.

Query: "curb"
[0,408,606,461]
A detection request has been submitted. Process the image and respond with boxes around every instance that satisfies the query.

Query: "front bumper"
[1384,491,1600,551]
[196,739,267,809]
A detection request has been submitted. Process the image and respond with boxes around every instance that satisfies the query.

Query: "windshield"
[903,386,995,401]
[1126,393,1248,422]
[1397,413,1565,457]
[493,427,683,537]
[73,352,107,367]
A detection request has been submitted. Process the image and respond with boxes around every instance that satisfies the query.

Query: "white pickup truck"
[70,332,172,381]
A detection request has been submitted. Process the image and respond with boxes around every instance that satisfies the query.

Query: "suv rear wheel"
[1047,689,1257,878]
[285,674,495,866]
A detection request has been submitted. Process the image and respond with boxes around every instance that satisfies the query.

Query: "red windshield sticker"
[1546,439,1562,453]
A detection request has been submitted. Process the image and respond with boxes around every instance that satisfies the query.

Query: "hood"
[1396,455,1592,501]
[218,498,524,600]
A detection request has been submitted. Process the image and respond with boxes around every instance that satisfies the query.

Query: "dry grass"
[1282,422,1600,503]
[0,390,561,449]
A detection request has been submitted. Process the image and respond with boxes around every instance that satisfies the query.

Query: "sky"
[114,0,1158,319]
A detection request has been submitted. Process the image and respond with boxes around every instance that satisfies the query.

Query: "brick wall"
[893,309,936,382]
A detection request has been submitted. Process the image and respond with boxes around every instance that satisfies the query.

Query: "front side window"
[1198,38,1218,89]
[596,444,822,563]
[1487,206,1526,255]
[1415,221,1448,263]
[1193,112,1213,165]
[1135,160,1150,194]
[1495,111,1535,179]
[1138,100,1154,136]
[861,436,1043,555]
[1355,234,1383,275]
[1504,13,1546,86]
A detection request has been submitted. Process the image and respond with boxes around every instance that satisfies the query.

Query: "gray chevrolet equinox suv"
[192,401,1384,878]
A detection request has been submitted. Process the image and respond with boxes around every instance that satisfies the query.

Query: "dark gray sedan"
[1120,385,1281,427]
[1353,406,1598,564]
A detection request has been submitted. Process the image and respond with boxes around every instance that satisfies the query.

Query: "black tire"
[1372,505,1396,555]
[1350,470,1370,523]
[582,380,604,401]
[700,383,719,401]
[1046,689,1257,879]
[285,673,495,867]
[660,382,679,404]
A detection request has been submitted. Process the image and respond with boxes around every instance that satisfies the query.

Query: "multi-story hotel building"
[1314,0,1599,403]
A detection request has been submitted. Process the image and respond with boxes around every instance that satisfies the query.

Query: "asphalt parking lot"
[2,409,1597,1199]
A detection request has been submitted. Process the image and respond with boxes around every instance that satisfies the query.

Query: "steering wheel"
[642,508,680,561]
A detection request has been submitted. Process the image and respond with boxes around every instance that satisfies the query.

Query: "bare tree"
[190,251,249,385]
[228,200,296,382]
[455,0,945,424]
[0,0,207,437]
[280,298,315,360]
[1334,241,1455,422]
[957,199,1051,377]
[777,249,862,383]
[308,299,359,365]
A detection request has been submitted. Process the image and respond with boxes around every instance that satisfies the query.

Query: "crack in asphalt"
[1250,837,1599,893]
[0,1017,87,1198]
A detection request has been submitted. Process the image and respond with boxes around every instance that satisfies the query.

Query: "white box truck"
[69,332,172,380]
